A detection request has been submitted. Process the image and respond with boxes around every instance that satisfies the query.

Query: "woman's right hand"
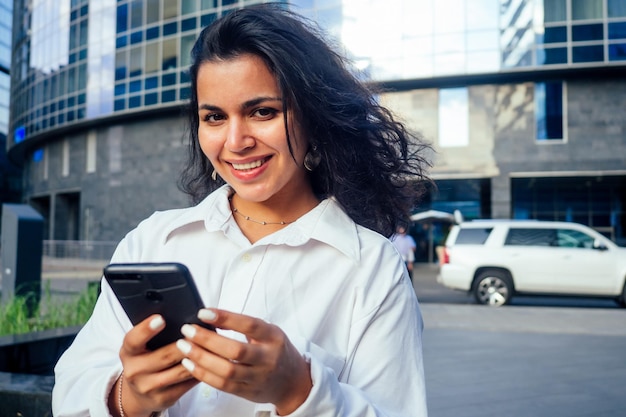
[108,315,200,417]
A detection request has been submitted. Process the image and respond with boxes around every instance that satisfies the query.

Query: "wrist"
[275,360,312,416]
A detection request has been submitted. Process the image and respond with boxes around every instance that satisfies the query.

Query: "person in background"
[391,225,417,275]
[52,4,432,417]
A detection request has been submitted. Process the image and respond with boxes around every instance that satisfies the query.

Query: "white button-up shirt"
[52,186,427,417]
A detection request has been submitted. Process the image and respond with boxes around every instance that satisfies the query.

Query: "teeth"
[232,159,264,170]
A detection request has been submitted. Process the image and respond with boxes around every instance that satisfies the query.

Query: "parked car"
[437,217,626,307]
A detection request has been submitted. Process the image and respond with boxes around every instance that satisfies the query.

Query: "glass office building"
[8,0,626,245]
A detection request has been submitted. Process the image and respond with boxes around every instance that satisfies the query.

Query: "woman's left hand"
[175,309,312,415]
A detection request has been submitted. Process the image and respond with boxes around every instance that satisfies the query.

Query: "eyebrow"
[198,96,282,112]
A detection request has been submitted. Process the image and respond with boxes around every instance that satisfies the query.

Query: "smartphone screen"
[103,262,215,350]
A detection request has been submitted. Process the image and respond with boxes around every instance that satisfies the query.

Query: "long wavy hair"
[179,3,432,237]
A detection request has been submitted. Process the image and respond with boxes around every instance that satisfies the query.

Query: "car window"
[556,229,595,248]
[504,228,557,246]
[454,228,493,244]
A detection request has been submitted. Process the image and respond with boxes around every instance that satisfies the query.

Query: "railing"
[42,240,118,261]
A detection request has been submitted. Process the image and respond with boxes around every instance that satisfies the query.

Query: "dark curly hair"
[179,3,432,237]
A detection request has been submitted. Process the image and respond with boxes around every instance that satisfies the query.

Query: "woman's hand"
[108,315,200,417]
[176,309,313,415]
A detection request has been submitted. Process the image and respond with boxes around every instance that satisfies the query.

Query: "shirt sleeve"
[275,269,427,417]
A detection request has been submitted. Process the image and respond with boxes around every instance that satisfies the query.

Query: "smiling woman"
[52,4,432,417]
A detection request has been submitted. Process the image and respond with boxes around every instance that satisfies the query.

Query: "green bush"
[0,282,98,336]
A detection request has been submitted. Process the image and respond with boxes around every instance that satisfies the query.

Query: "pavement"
[33,260,626,417]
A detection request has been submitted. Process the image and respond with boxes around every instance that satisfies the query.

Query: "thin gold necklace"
[230,199,293,226]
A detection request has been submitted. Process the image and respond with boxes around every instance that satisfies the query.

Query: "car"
[437,216,626,307]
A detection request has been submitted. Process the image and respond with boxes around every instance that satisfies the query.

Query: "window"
[556,229,594,248]
[571,0,602,20]
[535,81,565,141]
[505,228,557,246]
[86,130,96,173]
[455,228,493,245]
[438,87,469,147]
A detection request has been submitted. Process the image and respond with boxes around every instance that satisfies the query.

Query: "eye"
[252,107,278,120]
[202,112,225,123]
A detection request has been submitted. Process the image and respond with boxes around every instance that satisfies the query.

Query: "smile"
[231,158,269,171]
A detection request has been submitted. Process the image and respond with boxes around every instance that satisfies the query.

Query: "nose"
[225,118,255,152]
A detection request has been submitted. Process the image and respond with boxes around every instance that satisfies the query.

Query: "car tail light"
[440,247,450,265]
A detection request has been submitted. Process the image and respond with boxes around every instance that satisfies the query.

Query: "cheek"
[197,129,220,161]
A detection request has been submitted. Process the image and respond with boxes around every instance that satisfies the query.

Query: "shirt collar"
[162,185,361,262]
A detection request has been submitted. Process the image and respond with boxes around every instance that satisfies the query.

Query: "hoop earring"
[304,147,321,172]
[211,169,218,181]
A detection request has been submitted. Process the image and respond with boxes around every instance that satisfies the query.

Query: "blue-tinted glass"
[49,117,56,127]
[180,71,190,83]
[117,5,128,33]
[573,45,604,62]
[79,49,87,60]
[77,108,85,119]
[145,92,158,105]
[80,4,88,16]
[71,10,78,21]
[609,43,626,60]
[68,96,76,107]
[129,80,141,93]
[163,22,177,36]
[536,82,563,140]
[115,83,126,95]
[59,100,65,110]
[180,87,190,100]
[145,77,158,89]
[201,13,216,27]
[116,36,128,48]
[67,110,75,122]
[162,73,176,86]
[146,26,159,40]
[182,17,196,32]
[223,0,237,5]
[131,31,143,44]
[572,24,603,41]
[609,0,626,17]
[78,94,85,104]
[50,103,56,112]
[114,99,125,111]
[162,90,176,102]
[543,26,567,43]
[69,53,77,64]
[115,67,127,80]
[609,22,626,39]
[129,96,141,108]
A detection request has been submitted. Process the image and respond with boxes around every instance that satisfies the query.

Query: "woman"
[53,4,431,417]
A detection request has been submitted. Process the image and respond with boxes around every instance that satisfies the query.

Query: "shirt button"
[202,385,212,397]
[241,253,251,262]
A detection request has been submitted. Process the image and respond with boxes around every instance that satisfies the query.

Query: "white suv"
[437,218,626,307]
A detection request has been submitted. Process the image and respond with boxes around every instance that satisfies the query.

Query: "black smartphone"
[103,262,215,350]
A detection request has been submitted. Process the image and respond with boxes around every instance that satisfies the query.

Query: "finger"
[123,314,166,355]
[197,309,278,343]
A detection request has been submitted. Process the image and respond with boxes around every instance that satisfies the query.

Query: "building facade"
[7,0,626,245]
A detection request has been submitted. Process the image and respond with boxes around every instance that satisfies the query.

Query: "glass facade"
[0,0,11,137]
[9,0,626,150]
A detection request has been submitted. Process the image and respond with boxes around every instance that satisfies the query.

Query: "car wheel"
[473,270,513,307]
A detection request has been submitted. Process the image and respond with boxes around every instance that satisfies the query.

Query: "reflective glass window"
[572,0,602,20]
[201,0,217,9]
[79,48,87,60]
[609,0,626,17]
[543,0,566,22]
[182,0,198,15]
[147,0,160,23]
[572,23,603,41]
[162,39,177,70]
[131,0,143,28]
[117,4,128,33]
[146,26,159,40]
[438,88,468,147]
[182,17,196,32]
[201,13,217,27]
[163,22,177,36]
[115,50,127,80]
[542,26,566,43]
[163,0,178,19]
[145,43,160,73]
[129,95,141,108]
[79,19,88,47]
[129,79,141,93]
[162,89,176,102]
[145,92,158,105]
[115,83,125,95]
[181,34,196,67]
[223,0,237,5]
[131,30,143,44]
[78,64,87,89]
[609,43,626,61]
[116,35,128,48]
[180,86,190,100]
[114,98,125,111]
[129,46,143,77]
[145,76,158,89]
[536,81,563,140]
[162,73,176,86]
[609,22,626,39]
[572,45,603,62]
[70,23,78,50]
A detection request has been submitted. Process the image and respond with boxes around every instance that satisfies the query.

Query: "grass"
[0,281,99,337]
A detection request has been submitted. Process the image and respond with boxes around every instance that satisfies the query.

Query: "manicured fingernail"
[181,358,195,372]
[181,324,196,339]
[149,315,165,330]
[176,339,192,355]
[198,309,216,322]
